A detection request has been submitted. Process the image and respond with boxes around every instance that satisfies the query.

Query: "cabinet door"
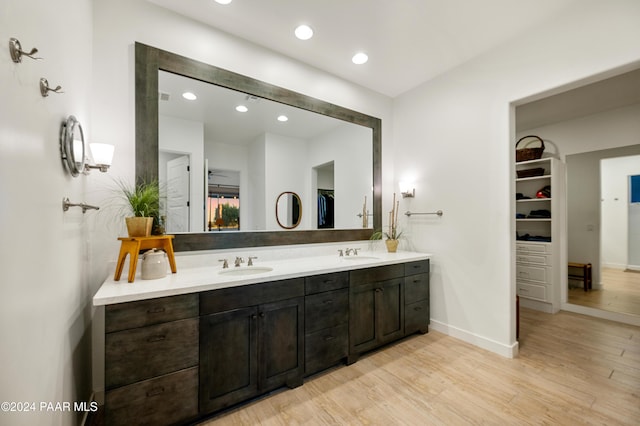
[259,297,304,391]
[349,281,379,355]
[378,278,404,344]
[199,306,258,414]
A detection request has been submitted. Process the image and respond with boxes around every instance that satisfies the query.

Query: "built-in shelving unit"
[515,157,566,313]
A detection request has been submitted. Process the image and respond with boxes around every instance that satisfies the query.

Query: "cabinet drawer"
[305,323,348,376]
[517,282,546,301]
[105,367,198,426]
[405,300,429,335]
[305,289,348,333]
[516,243,551,254]
[106,318,198,389]
[404,260,429,276]
[516,264,548,283]
[404,274,429,305]
[516,253,551,266]
[350,264,404,286]
[105,294,198,333]
[305,272,348,295]
[201,278,304,314]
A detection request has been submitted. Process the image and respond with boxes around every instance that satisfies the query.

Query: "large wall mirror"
[135,43,381,251]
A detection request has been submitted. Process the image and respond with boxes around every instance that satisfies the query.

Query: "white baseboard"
[430,320,519,358]
[561,303,640,326]
[626,264,640,271]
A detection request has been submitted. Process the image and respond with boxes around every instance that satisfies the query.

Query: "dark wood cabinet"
[102,258,429,424]
[404,260,430,335]
[304,272,349,376]
[199,279,305,414]
[348,260,430,362]
[104,294,199,426]
[349,277,404,358]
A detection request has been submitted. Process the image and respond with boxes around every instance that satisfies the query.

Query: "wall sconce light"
[85,143,114,173]
[399,182,415,198]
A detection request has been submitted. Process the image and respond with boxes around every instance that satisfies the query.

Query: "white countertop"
[93,246,430,306]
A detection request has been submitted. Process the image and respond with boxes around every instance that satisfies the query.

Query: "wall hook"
[9,37,41,62]
[40,78,64,97]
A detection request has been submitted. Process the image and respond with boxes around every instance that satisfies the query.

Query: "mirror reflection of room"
[157,70,373,234]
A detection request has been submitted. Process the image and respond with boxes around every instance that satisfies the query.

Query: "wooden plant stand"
[114,235,177,283]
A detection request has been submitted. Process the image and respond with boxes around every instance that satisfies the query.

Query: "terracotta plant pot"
[126,217,153,237]
[385,239,399,253]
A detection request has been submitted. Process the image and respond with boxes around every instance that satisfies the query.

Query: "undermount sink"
[219,266,274,276]
[341,256,380,261]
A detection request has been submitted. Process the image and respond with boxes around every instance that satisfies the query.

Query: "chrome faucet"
[345,248,360,256]
[219,259,229,269]
[234,256,245,267]
[248,256,257,266]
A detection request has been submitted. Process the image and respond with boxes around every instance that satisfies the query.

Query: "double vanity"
[94,246,430,425]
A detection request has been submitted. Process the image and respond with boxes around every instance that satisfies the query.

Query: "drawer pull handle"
[251,314,257,320]
[520,288,530,292]
[147,307,166,314]
[259,312,265,318]
[146,386,165,397]
[323,299,334,305]
[147,334,166,343]
[324,335,336,341]
[323,279,335,284]
[414,306,422,311]
[413,279,421,283]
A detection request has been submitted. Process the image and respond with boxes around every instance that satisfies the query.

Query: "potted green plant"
[116,179,160,237]
[371,193,403,252]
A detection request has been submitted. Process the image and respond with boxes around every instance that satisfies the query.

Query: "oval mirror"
[276,192,302,229]
[60,115,85,177]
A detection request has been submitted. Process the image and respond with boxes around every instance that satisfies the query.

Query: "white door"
[167,155,190,232]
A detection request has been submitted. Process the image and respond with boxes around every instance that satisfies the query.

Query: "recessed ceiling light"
[352,52,368,65]
[277,115,289,122]
[294,25,314,40]
[182,92,197,100]
[236,105,248,112]
[214,0,232,5]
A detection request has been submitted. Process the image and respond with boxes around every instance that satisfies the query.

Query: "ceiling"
[516,68,640,130]
[148,0,584,97]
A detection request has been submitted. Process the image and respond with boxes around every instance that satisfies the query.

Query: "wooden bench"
[568,262,592,291]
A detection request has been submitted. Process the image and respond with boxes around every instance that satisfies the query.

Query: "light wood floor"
[199,308,640,425]
[568,268,640,316]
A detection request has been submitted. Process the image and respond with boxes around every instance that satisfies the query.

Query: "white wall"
[392,0,640,356]
[0,0,95,424]
[159,115,205,232]
[264,133,308,230]
[309,124,373,229]
[601,155,640,269]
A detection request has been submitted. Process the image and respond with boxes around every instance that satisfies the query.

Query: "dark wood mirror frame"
[135,42,381,251]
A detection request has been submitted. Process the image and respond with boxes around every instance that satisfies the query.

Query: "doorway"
[514,66,640,327]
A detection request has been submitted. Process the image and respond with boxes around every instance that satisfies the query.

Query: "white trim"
[430,320,519,359]
[561,303,640,327]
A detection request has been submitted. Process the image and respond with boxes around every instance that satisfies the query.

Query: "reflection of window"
[208,185,240,231]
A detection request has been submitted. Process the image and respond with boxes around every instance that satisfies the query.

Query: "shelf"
[515,158,552,166]
[516,218,551,222]
[516,198,551,203]
[516,175,551,182]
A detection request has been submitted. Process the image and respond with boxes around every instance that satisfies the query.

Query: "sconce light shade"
[89,143,114,171]
[399,182,415,198]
